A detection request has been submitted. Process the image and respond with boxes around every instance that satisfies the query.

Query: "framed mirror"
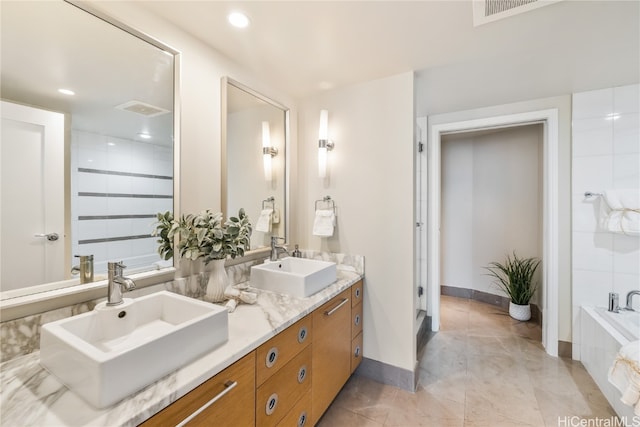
[0,1,179,303]
[222,78,289,251]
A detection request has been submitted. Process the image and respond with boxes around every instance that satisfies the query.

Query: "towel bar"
[584,191,603,198]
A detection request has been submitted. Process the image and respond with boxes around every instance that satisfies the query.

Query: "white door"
[1,100,65,291]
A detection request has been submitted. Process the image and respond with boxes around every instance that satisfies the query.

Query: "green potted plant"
[154,208,252,303]
[484,252,540,321]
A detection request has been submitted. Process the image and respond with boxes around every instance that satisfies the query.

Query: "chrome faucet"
[107,261,136,306]
[624,290,640,311]
[270,236,289,261]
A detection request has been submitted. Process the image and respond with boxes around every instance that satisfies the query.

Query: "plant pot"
[204,259,228,303]
[509,302,531,321]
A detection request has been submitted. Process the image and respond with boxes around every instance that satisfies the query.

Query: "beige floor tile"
[322,296,615,427]
[317,405,385,426]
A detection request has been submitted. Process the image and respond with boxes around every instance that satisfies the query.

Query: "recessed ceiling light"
[228,12,250,29]
[605,113,621,121]
[138,133,152,140]
[58,88,75,96]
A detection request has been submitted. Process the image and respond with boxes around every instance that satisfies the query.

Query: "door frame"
[428,109,559,357]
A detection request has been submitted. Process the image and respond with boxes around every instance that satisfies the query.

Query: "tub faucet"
[270,236,289,261]
[624,290,640,311]
[107,261,136,306]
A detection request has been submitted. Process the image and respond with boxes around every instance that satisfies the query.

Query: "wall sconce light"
[318,109,334,179]
[262,121,277,181]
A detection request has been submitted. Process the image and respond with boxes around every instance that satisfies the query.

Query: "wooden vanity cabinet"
[311,288,352,425]
[138,280,363,427]
[255,316,313,427]
[351,280,364,373]
[140,351,256,427]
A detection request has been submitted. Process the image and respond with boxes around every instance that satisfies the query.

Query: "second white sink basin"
[40,291,228,408]
[250,257,337,297]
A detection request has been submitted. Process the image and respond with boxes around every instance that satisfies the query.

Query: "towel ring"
[314,196,336,214]
[262,196,275,210]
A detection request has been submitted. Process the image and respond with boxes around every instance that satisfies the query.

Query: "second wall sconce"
[318,109,335,179]
[262,121,277,182]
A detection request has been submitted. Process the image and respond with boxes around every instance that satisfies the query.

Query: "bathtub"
[581,306,638,424]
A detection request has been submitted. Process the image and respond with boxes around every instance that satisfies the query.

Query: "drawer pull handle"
[175,380,237,427]
[355,288,361,298]
[298,411,308,427]
[266,347,279,368]
[325,298,349,316]
[355,345,361,358]
[298,326,308,343]
[266,393,279,415]
[297,365,308,383]
[354,314,361,326]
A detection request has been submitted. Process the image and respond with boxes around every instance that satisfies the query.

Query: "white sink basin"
[250,257,337,297]
[40,291,228,408]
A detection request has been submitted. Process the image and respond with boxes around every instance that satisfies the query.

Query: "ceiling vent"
[115,100,170,117]
[472,0,562,26]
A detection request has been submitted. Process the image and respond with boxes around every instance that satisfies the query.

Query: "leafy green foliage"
[174,208,252,264]
[152,211,178,261]
[484,252,540,305]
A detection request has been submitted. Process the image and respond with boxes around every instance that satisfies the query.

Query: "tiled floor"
[318,295,616,426]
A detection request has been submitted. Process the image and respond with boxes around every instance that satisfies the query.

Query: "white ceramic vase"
[204,258,228,303]
[509,302,531,321]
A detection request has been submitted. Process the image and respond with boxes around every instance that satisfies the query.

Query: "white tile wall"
[572,84,640,360]
[71,130,173,274]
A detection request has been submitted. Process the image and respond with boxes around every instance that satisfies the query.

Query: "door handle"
[35,233,59,242]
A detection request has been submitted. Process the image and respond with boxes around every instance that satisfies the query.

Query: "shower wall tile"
[571,84,640,360]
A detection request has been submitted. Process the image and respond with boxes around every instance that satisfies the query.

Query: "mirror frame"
[221,77,290,263]
[0,1,181,322]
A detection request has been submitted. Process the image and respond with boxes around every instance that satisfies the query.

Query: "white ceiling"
[135,0,639,100]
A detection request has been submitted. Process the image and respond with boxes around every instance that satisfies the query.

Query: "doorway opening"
[424,109,559,357]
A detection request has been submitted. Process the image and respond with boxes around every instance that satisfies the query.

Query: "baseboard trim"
[354,357,417,392]
[558,340,572,358]
[440,285,542,326]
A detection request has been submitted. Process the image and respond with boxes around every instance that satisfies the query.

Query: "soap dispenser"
[292,244,302,258]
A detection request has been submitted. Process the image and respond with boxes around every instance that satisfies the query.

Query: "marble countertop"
[0,268,362,427]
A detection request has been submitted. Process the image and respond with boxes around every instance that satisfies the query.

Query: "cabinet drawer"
[140,351,255,427]
[276,389,311,427]
[351,332,363,374]
[257,315,312,386]
[351,302,363,339]
[351,280,363,307]
[256,345,312,427]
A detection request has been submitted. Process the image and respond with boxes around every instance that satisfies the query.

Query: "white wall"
[441,125,543,301]
[571,84,640,360]
[298,72,416,372]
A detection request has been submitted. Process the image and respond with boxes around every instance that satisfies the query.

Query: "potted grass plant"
[485,252,540,321]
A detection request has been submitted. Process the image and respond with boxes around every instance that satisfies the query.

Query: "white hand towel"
[608,340,640,415]
[255,209,273,233]
[600,189,640,236]
[313,209,335,237]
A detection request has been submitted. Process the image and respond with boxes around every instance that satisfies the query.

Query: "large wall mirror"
[0,1,179,303]
[222,78,288,251]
